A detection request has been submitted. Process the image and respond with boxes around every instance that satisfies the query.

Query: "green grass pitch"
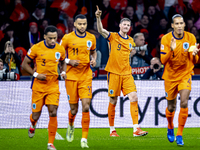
[0,128,200,150]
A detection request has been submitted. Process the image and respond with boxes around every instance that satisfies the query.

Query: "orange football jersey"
[160,31,199,81]
[27,41,66,92]
[60,31,96,80]
[105,32,135,75]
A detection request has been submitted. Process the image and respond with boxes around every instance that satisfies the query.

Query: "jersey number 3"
[42,59,46,66]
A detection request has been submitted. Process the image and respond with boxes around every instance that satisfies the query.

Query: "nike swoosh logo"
[73,43,76,45]
[41,54,45,56]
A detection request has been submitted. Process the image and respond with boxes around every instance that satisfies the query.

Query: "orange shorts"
[65,79,92,104]
[164,75,192,100]
[107,72,137,97]
[32,91,60,112]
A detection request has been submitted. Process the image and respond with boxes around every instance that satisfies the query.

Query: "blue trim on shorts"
[30,76,35,89]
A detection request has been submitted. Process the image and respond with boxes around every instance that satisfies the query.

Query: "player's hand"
[90,59,96,67]
[61,73,67,80]
[95,5,102,18]
[11,47,15,54]
[170,37,176,51]
[36,74,46,80]
[192,43,200,56]
[69,60,80,67]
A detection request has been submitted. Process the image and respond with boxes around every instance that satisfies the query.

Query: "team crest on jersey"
[67,95,70,100]
[161,44,164,50]
[129,43,132,50]
[110,89,114,95]
[55,52,60,60]
[183,42,189,50]
[87,40,92,50]
[165,92,168,98]
[33,103,36,109]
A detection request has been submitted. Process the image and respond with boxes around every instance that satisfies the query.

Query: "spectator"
[123,6,138,35]
[0,25,20,54]
[140,28,149,44]
[0,58,8,81]
[146,4,163,31]
[66,17,75,34]
[0,21,10,42]
[163,0,176,19]
[0,41,21,74]
[135,0,145,20]
[190,26,200,43]
[130,33,152,80]
[185,18,194,32]
[23,22,41,50]
[56,23,66,43]
[39,18,49,40]
[30,4,45,26]
[100,0,121,32]
[141,57,164,80]
[151,34,164,58]
[0,58,3,70]
[133,14,150,35]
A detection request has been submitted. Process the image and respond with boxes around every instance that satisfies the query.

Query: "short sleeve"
[160,35,170,54]
[190,34,197,46]
[106,32,114,42]
[26,45,37,60]
[91,35,96,51]
[132,38,136,47]
[60,34,68,49]
[60,47,66,61]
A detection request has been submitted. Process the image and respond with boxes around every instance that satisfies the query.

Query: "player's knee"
[49,109,57,117]
[180,100,188,108]
[71,108,78,115]
[32,114,40,121]
[110,97,117,105]
[82,104,90,112]
[129,94,138,102]
[168,105,175,112]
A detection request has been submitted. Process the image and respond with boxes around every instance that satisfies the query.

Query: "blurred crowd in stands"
[0,0,200,80]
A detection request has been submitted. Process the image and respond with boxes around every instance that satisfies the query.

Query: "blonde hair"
[4,41,15,64]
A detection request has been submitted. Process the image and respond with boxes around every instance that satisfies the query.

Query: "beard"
[76,28,86,35]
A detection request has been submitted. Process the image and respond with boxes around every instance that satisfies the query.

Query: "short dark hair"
[172,14,183,23]
[133,33,144,40]
[120,18,131,24]
[44,25,57,35]
[75,14,87,21]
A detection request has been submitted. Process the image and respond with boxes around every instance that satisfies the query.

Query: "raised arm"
[95,5,109,38]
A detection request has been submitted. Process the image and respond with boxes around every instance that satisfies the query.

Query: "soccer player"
[95,6,148,137]
[60,14,97,148]
[22,25,66,150]
[160,14,200,146]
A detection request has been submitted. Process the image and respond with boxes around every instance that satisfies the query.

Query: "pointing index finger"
[96,5,99,11]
